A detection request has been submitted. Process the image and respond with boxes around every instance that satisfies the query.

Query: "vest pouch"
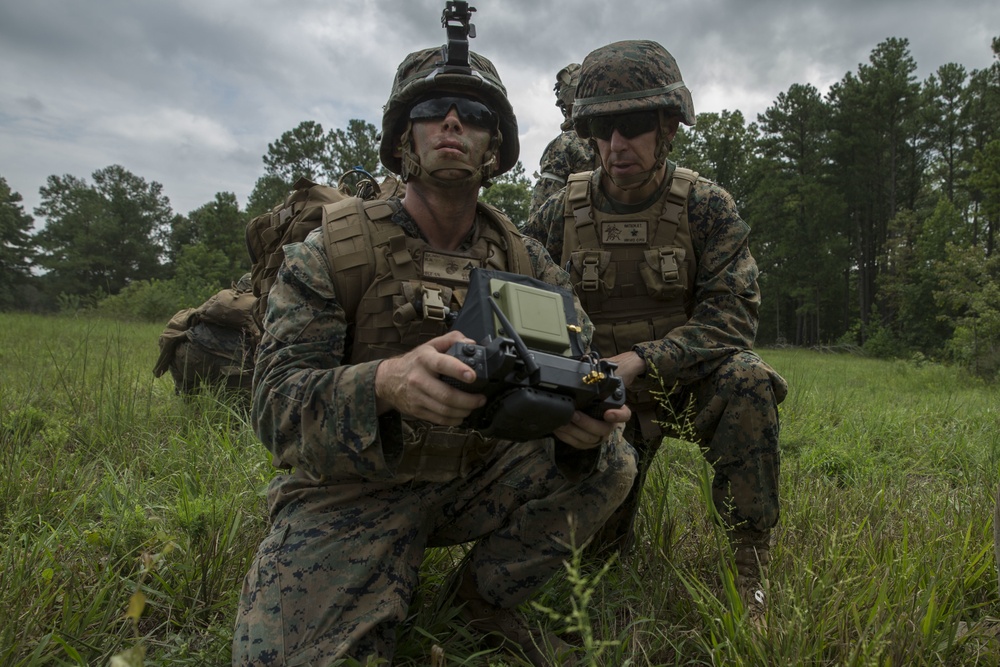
[568,249,615,296]
[639,247,688,301]
[391,282,455,344]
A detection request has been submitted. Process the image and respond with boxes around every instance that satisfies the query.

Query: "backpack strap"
[562,171,599,263]
[320,198,396,323]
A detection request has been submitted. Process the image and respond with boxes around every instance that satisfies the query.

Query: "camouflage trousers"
[232,437,636,666]
[589,350,787,555]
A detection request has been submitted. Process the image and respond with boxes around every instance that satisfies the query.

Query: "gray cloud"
[1,0,997,222]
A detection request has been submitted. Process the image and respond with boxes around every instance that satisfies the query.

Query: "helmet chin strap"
[597,110,672,192]
[398,123,502,190]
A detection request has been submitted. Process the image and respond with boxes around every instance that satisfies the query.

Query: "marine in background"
[524,39,787,618]
[528,63,597,218]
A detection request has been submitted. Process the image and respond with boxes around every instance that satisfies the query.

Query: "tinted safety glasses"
[409,96,498,130]
[587,111,660,141]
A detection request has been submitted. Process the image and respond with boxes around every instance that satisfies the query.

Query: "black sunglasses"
[587,111,660,141]
[409,96,498,130]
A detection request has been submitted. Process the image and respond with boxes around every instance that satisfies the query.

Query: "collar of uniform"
[595,160,676,215]
[389,197,479,251]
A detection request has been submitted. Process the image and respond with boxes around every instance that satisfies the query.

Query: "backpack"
[153,307,199,379]
[245,171,404,327]
[152,275,259,386]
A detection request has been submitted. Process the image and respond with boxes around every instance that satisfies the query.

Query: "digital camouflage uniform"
[529,64,597,218]
[522,41,787,565]
[232,44,636,667]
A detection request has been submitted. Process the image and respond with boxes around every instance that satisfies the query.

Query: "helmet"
[234,272,253,293]
[379,46,519,179]
[554,63,582,111]
[573,40,695,138]
[554,63,581,129]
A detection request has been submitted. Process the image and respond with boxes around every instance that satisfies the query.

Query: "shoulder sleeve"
[523,185,569,264]
[252,231,401,480]
[633,179,760,386]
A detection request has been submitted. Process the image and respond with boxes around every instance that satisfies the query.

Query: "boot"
[730,531,771,624]
[455,566,578,666]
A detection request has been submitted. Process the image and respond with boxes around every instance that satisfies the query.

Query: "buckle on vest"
[422,287,448,321]
[582,255,600,291]
[658,248,679,283]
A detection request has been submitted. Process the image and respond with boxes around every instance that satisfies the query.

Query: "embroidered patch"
[423,252,479,282]
[601,221,647,244]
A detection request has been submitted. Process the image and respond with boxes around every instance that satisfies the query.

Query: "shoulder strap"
[321,197,537,325]
[562,171,598,263]
[650,167,699,248]
[321,198,398,323]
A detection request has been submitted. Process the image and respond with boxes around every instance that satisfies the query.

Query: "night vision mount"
[441,1,476,69]
[443,269,626,442]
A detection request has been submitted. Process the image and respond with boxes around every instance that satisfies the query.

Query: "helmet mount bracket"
[441,2,476,69]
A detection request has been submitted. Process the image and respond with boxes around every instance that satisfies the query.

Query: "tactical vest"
[318,196,533,482]
[561,168,699,438]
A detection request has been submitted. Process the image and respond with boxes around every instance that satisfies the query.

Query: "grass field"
[1,313,999,666]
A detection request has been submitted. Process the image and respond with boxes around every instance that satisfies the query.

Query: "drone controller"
[442,269,625,441]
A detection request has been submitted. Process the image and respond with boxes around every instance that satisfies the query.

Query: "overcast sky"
[2,0,998,224]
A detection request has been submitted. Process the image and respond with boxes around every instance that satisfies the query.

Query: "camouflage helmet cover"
[379,46,519,177]
[573,40,696,137]
[554,62,582,109]
[234,272,253,293]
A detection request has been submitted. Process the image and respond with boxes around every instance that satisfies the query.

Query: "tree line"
[0,116,530,321]
[1,36,998,378]
[672,36,1000,378]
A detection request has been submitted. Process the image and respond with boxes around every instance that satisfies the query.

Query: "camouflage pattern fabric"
[554,63,582,117]
[572,40,696,129]
[232,203,637,666]
[524,161,787,553]
[380,47,519,180]
[592,350,785,553]
[233,439,635,665]
[528,130,596,218]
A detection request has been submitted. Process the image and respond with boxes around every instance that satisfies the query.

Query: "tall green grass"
[1,315,998,666]
[0,315,270,666]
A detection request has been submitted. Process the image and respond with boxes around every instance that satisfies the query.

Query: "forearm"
[634,290,757,386]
